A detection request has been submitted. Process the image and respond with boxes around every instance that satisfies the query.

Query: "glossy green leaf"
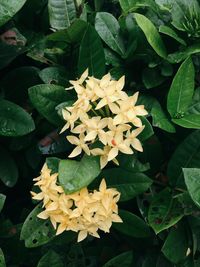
[119,0,158,13]
[0,146,18,187]
[0,249,6,267]
[37,250,64,267]
[148,189,183,234]
[29,84,72,126]
[39,67,68,86]
[139,117,154,141]
[103,251,133,267]
[134,13,167,58]
[58,155,100,194]
[78,24,105,78]
[187,88,200,115]
[20,203,56,248]
[99,168,152,202]
[159,25,186,46]
[162,223,188,263]
[95,12,125,56]
[167,130,200,186]
[48,0,76,30]
[151,101,176,133]
[0,195,6,213]
[172,115,200,129]
[47,19,87,43]
[0,0,27,27]
[183,168,200,208]
[118,154,150,173]
[0,100,35,137]
[167,57,195,118]
[46,157,60,174]
[114,209,152,238]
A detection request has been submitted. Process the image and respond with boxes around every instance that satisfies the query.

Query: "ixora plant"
[2,0,200,266]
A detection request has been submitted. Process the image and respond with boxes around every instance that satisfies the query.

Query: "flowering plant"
[62,70,148,168]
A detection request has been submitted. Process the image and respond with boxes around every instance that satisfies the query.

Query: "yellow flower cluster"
[31,163,122,242]
[61,70,148,168]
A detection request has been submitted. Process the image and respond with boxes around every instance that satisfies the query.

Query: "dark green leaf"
[103,251,133,267]
[167,130,200,186]
[48,0,76,30]
[119,0,158,13]
[183,168,200,208]
[0,100,35,137]
[0,194,6,213]
[172,115,200,129]
[95,12,125,56]
[47,19,87,43]
[167,57,195,118]
[0,249,6,267]
[134,13,167,58]
[37,250,64,267]
[162,223,188,263]
[39,67,68,86]
[159,25,186,46]
[78,24,105,78]
[0,0,27,27]
[58,155,100,194]
[28,84,73,126]
[46,157,60,174]
[99,168,152,202]
[0,146,18,187]
[187,88,200,115]
[20,203,56,248]
[168,44,200,64]
[114,209,152,238]
[118,154,150,173]
[151,101,176,133]
[139,117,154,141]
[148,188,183,234]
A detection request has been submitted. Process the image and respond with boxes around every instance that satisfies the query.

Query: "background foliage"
[1,0,200,266]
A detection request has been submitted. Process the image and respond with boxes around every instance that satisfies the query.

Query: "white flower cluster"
[61,70,148,168]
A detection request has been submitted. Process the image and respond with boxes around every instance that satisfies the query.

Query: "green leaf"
[28,84,73,126]
[20,203,56,248]
[183,168,200,208]
[47,19,87,44]
[119,0,158,13]
[0,194,6,213]
[187,88,200,115]
[168,44,200,64]
[151,101,176,133]
[172,115,200,129]
[134,13,167,58]
[167,130,200,186]
[167,57,195,118]
[171,0,200,38]
[46,157,60,174]
[103,251,133,267]
[39,67,68,86]
[99,168,152,202]
[114,209,152,238]
[78,24,105,78]
[0,249,6,267]
[159,25,186,46]
[148,189,183,234]
[0,0,27,27]
[139,117,154,141]
[0,100,35,137]
[48,0,76,30]
[58,155,100,194]
[37,250,64,267]
[0,146,18,187]
[162,223,188,263]
[95,12,125,56]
